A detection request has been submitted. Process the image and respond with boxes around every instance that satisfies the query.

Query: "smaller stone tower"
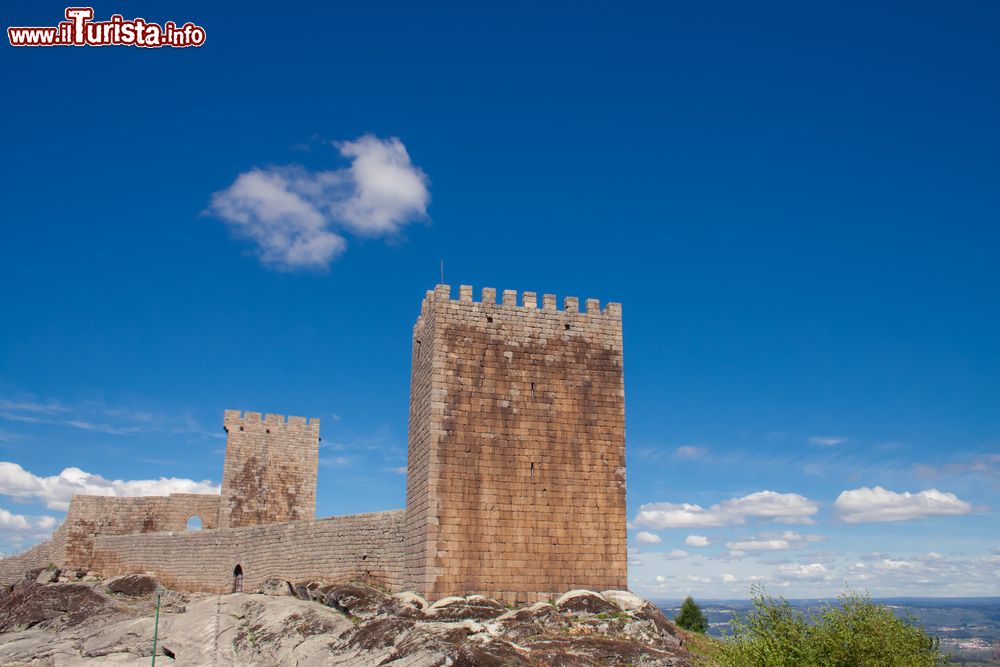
[218,410,320,529]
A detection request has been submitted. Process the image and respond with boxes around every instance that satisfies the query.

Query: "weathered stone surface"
[427,594,507,620]
[555,589,621,614]
[0,582,693,666]
[0,583,122,632]
[35,566,60,585]
[632,602,683,642]
[317,582,389,618]
[387,591,429,617]
[257,577,294,596]
[602,589,648,612]
[105,575,158,596]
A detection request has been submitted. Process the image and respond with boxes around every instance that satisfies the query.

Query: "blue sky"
[1,1,997,599]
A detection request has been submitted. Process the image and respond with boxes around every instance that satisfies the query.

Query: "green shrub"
[718,586,945,667]
[675,595,709,633]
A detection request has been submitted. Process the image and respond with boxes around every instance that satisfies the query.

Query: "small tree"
[675,595,709,633]
[718,586,945,667]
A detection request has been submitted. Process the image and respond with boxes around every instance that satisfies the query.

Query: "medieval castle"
[0,285,627,604]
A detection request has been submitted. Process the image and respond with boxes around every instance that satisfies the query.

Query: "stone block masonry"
[403,284,628,603]
[88,510,405,594]
[59,493,222,569]
[219,410,319,528]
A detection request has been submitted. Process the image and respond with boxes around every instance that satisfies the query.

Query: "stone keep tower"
[219,410,320,529]
[404,284,627,602]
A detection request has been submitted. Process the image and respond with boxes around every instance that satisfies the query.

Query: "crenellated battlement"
[418,283,622,321]
[223,409,319,432]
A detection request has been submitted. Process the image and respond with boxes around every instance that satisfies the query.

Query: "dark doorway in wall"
[233,564,243,593]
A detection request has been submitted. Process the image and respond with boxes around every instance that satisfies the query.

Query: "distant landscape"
[654,597,1000,666]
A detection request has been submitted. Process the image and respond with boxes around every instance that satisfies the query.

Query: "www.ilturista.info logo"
[8,7,206,48]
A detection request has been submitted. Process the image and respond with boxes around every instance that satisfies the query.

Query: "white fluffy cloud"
[0,507,54,532]
[685,535,710,547]
[663,549,691,559]
[777,563,829,579]
[0,462,219,512]
[726,539,791,551]
[0,506,60,555]
[834,486,972,523]
[725,531,825,551]
[636,531,662,544]
[873,558,913,571]
[634,491,819,529]
[209,135,429,270]
[722,573,738,583]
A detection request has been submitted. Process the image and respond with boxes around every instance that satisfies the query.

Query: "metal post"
[151,588,162,666]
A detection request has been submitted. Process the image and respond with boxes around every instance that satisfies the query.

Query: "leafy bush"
[675,595,708,633]
[718,587,945,666]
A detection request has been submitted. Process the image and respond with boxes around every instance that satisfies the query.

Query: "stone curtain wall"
[219,411,320,529]
[0,538,60,585]
[58,493,222,569]
[88,510,405,594]
[404,284,628,603]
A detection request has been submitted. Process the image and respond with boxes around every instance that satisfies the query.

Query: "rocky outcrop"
[105,574,158,596]
[257,577,294,597]
[34,567,60,586]
[0,578,694,666]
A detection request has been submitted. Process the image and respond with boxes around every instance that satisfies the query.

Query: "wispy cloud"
[208,134,430,271]
[319,456,351,468]
[634,490,819,529]
[726,538,793,551]
[0,393,218,440]
[834,486,973,523]
[0,461,219,511]
[675,445,708,460]
[913,453,1000,480]
[808,435,848,447]
[0,399,67,415]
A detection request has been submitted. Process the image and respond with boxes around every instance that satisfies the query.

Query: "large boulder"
[105,574,158,596]
[602,589,647,612]
[0,582,119,632]
[257,577,294,597]
[35,566,60,584]
[317,582,389,618]
[382,591,429,619]
[427,594,507,621]
[554,589,620,614]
